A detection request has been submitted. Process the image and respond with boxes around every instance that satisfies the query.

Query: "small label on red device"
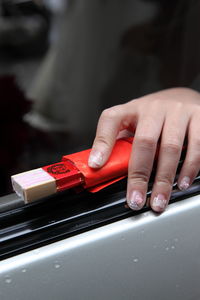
[47,163,71,175]
[43,161,83,191]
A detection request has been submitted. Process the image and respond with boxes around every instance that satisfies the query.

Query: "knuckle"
[174,101,184,111]
[156,173,173,186]
[129,168,150,183]
[151,98,161,106]
[192,138,200,149]
[184,160,200,173]
[135,136,157,151]
[196,106,200,114]
[101,106,120,120]
[162,143,181,156]
[95,135,112,150]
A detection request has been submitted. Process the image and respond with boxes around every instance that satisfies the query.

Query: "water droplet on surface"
[5,277,12,284]
[54,261,61,269]
[165,247,169,251]
[171,245,175,249]
[22,269,27,273]
[55,264,60,269]
[133,258,139,263]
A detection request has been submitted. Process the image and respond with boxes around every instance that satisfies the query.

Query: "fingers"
[89,89,200,214]
[88,104,137,168]
[178,113,200,190]
[127,113,164,210]
[150,112,188,212]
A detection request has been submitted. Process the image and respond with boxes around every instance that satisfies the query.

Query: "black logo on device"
[47,163,70,174]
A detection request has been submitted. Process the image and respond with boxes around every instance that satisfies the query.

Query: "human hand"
[88,88,200,213]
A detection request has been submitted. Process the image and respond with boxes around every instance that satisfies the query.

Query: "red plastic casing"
[42,160,84,192]
[42,137,187,193]
[62,138,133,192]
[42,138,133,193]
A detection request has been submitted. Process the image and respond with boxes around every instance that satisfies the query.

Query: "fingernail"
[88,150,103,168]
[179,176,190,190]
[152,194,167,211]
[127,190,144,210]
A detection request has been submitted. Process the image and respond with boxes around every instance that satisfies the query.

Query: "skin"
[88,87,200,213]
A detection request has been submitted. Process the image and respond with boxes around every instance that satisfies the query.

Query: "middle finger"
[150,112,189,212]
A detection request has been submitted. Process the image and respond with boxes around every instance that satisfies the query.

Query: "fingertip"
[178,176,190,190]
[126,190,145,211]
[88,149,104,168]
[151,205,166,214]
[151,194,168,213]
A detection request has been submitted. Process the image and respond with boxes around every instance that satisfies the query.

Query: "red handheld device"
[12,138,133,203]
[43,137,133,192]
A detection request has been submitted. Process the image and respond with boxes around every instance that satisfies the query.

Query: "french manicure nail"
[88,150,103,168]
[127,190,144,210]
[179,176,190,190]
[152,194,167,210]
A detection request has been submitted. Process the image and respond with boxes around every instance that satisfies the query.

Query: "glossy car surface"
[0,185,200,300]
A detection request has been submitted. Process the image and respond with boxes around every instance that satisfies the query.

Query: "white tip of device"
[11,168,57,203]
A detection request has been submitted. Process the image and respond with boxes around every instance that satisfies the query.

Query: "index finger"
[88,104,137,168]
